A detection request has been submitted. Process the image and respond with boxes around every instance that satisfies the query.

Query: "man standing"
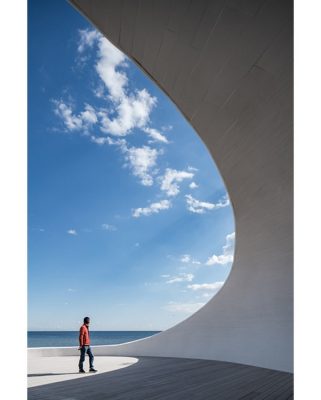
[78,317,97,373]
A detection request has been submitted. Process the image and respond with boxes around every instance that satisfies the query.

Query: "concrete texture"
[28,354,138,387]
[67,0,293,373]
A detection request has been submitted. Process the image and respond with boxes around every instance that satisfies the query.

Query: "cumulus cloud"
[67,229,77,235]
[180,254,201,265]
[189,182,198,189]
[78,29,100,53]
[132,200,171,218]
[187,282,224,291]
[185,194,230,214]
[91,136,127,147]
[102,224,117,231]
[89,30,157,137]
[124,145,159,186]
[165,273,194,284]
[163,301,205,314]
[160,168,194,196]
[90,136,161,187]
[143,127,169,143]
[53,101,82,131]
[90,136,111,145]
[180,254,191,263]
[56,30,159,140]
[206,232,235,266]
[95,34,128,101]
[80,104,98,124]
[53,101,98,133]
[98,89,157,136]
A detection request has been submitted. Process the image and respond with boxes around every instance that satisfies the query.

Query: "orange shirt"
[79,324,90,346]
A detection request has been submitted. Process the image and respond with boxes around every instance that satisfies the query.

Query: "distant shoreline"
[28,330,162,332]
[28,330,162,348]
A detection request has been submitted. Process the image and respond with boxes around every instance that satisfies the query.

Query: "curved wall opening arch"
[29,0,293,373]
[28,0,235,347]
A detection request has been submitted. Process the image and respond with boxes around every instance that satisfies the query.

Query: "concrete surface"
[28,356,293,399]
[68,0,293,373]
[28,354,138,388]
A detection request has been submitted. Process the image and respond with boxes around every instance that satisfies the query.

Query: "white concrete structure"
[30,0,292,373]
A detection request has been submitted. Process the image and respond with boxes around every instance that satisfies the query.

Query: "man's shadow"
[28,372,80,377]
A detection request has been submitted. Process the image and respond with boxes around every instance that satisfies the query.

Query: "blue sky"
[28,0,235,331]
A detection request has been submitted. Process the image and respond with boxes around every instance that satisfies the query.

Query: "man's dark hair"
[84,317,90,324]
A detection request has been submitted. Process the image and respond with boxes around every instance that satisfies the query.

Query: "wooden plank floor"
[28,356,293,400]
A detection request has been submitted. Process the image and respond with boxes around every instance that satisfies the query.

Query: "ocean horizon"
[28,330,162,348]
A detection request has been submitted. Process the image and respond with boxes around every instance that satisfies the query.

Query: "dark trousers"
[78,345,94,370]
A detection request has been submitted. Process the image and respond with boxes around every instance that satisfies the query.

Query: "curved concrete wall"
[65,0,293,372]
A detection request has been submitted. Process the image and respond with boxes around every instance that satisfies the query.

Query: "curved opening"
[28,1,235,347]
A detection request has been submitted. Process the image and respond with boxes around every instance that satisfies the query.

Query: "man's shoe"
[89,368,98,373]
[79,369,86,373]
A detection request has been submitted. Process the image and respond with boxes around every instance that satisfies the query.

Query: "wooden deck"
[28,356,293,399]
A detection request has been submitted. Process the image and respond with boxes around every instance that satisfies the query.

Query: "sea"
[28,331,161,348]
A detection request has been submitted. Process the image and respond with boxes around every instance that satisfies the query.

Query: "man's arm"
[79,326,84,348]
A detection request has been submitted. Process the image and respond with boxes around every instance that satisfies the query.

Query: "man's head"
[84,317,90,325]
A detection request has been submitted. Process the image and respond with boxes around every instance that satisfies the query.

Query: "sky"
[28,0,235,331]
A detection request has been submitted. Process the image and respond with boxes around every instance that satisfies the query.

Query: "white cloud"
[189,182,198,189]
[165,273,194,284]
[187,282,224,291]
[161,274,170,278]
[102,224,117,231]
[98,89,157,136]
[124,145,159,186]
[206,253,233,265]
[53,101,97,132]
[90,136,161,187]
[67,288,76,292]
[180,254,201,265]
[187,166,198,172]
[57,31,158,140]
[185,194,230,214]
[91,136,127,147]
[90,136,111,145]
[80,104,98,124]
[206,232,235,266]
[95,34,128,100]
[160,168,194,196]
[132,199,171,218]
[67,229,77,236]
[163,301,205,314]
[180,254,191,263]
[53,101,83,131]
[78,29,100,53]
[55,30,171,190]
[143,127,169,143]
[93,33,157,136]
[223,232,235,255]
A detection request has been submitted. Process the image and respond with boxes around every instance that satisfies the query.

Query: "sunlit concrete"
[28,354,138,387]
[64,0,293,373]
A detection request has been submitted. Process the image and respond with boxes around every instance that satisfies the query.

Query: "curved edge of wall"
[60,0,294,373]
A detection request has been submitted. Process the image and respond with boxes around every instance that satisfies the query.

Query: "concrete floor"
[28,355,138,388]
[28,356,293,399]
